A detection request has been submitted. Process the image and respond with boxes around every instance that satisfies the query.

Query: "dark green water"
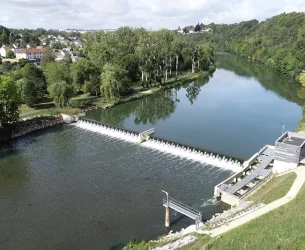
[0,53,303,250]
[87,53,303,160]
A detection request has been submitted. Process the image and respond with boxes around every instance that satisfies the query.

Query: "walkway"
[200,166,305,237]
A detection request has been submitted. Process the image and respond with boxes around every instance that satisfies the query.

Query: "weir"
[75,118,243,172]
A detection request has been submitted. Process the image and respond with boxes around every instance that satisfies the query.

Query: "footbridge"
[162,191,202,230]
[139,128,155,143]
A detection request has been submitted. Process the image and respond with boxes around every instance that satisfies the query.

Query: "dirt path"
[20,109,48,118]
[200,166,305,237]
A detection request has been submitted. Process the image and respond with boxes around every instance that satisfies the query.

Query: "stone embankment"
[12,116,64,138]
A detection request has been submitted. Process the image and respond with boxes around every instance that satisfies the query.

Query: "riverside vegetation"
[182,12,305,132]
[0,27,214,131]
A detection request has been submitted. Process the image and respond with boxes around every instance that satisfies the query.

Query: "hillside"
[184,12,305,82]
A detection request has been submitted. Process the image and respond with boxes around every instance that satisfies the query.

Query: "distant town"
[0,24,212,66]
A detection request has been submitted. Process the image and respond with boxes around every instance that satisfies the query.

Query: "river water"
[0,53,303,250]
[87,53,303,160]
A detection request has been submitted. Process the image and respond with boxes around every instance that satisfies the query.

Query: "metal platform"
[163,196,202,230]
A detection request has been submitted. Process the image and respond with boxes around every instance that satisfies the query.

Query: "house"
[201,28,213,33]
[16,48,46,60]
[0,45,14,58]
[189,28,195,34]
[53,50,66,61]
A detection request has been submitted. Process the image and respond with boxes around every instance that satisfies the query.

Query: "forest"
[0,27,214,127]
[187,12,305,84]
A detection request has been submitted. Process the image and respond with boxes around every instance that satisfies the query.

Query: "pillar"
[165,207,170,228]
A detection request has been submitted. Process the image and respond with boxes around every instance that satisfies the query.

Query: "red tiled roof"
[16,48,45,54]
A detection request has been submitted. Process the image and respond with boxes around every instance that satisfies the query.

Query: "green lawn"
[296,116,305,132]
[180,175,305,250]
[247,173,296,204]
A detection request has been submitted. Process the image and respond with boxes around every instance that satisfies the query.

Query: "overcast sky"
[1,0,305,30]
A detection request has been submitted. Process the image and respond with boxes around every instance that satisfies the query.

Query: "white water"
[74,120,242,172]
[74,119,139,143]
[200,198,220,208]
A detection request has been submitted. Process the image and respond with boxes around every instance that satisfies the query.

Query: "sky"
[1,0,305,30]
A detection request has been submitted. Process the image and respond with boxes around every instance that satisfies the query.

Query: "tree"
[0,76,21,127]
[100,63,130,100]
[172,39,183,75]
[19,64,46,106]
[48,81,73,108]
[300,74,305,86]
[70,58,97,92]
[6,50,14,58]
[41,48,55,70]
[84,74,101,96]
[18,59,29,68]
[194,23,201,32]
[44,61,72,86]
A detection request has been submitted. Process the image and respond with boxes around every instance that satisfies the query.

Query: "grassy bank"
[180,174,304,250]
[296,116,305,132]
[246,173,296,204]
[19,71,209,119]
[128,172,299,250]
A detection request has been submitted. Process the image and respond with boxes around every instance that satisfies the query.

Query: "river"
[0,53,302,250]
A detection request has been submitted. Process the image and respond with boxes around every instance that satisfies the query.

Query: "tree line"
[184,12,305,83]
[0,27,214,127]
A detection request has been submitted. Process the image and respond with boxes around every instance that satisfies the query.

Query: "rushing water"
[87,53,303,160]
[0,53,303,250]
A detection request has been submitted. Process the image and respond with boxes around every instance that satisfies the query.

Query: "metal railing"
[139,128,155,139]
[162,195,202,230]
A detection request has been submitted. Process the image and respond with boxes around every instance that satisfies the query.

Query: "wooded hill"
[186,12,305,83]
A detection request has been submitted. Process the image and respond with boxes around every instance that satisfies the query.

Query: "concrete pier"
[165,207,170,227]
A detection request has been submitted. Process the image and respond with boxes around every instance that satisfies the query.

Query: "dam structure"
[214,131,305,206]
[75,118,243,172]
[74,118,305,207]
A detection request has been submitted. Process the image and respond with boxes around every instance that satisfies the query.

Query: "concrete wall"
[221,192,240,206]
[273,160,298,174]
[61,114,79,123]
[274,144,300,164]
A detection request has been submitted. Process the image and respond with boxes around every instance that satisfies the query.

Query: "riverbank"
[1,71,210,143]
[19,71,210,119]
[0,116,64,144]
[80,71,211,111]
[125,168,304,250]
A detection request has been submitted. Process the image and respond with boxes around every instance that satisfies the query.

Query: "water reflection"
[186,77,210,105]
[88,89,179,127]
[215,53,304,106]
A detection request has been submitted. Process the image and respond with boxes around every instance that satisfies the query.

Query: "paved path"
[200,166,305,237]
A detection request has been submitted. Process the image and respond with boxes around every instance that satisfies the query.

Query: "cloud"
[0,0,305,30]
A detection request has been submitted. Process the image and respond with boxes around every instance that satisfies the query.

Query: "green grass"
[180,176,305,250]
[247,173,296,204]
[296,116,305,132]
[20,107,81,119]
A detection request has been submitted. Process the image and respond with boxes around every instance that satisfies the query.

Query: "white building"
[16,48,45,60]
[0,46,14,58]
[201,28,213,33]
